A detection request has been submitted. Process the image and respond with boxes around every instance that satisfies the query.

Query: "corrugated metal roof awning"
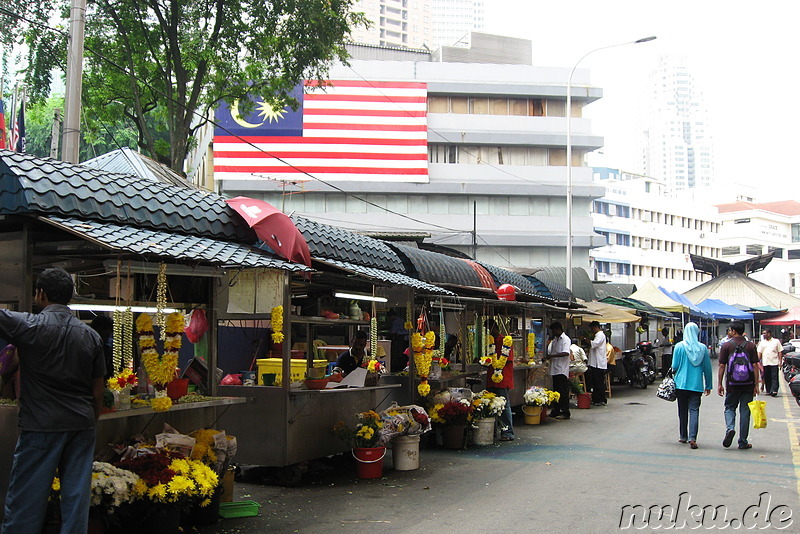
[315,258,455,295]
[42,216,312,271]
[390,243,485,289]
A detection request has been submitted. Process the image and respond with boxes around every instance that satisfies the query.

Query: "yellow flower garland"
[413,330,435,396]
[482,335,512,383]
[137,312,184,411]
[271,306,284,344]
[527,332,536,360]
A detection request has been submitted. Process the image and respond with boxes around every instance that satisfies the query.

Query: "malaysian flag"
[213,80,428,183]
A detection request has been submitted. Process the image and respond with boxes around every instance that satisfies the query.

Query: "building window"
[616,234,630,246]
[769,247,784,259]
[721,246,740,256]
[746,244,762,255]
[792,224,800,243]
[788,250,800,260]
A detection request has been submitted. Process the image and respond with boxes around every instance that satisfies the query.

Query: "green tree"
[2,1,365,173]
[23,95,139,161]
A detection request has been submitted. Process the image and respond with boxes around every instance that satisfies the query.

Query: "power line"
[0,6,469,235]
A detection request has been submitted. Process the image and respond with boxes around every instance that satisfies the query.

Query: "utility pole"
[471,200,477,259]
[50,108,62,159]
[62,0,86,163]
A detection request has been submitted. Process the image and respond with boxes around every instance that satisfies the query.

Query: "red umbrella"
[225,196,311,267]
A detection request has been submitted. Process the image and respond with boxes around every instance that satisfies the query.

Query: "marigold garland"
[527,332,536,360]
[367,316,378,370]
[137,311,183,411]
[112,308,123,372]
[482,334,512,383]
[271,306,284,344]
[413,330,435,396]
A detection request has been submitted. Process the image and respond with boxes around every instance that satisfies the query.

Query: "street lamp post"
[565,36,656,291]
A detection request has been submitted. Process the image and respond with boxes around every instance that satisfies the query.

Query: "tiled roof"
[292,216,404,272]
[44,216,311,271]
[0,150,253,243]
[315,258,454,295]
[716,200,800,216]
[477,262,555,302]
[82,147,189,187]
[389,243,485,290]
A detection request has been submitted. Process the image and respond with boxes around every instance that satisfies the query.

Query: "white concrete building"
[590,167,721,292]
[215,35,605,273]
[715,200,800,294]
[636,56,715,194]
[348,0,483,49]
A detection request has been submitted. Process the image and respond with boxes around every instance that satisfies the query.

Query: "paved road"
[201,365,799,533]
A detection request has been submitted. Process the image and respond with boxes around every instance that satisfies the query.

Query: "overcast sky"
[483,0,798,198]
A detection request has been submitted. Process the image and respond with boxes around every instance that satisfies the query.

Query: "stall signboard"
[226,269,284,314]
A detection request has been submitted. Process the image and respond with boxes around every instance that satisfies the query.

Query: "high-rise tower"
[637,56,714,193]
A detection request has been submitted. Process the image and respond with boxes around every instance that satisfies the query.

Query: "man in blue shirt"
[0,268,105,534]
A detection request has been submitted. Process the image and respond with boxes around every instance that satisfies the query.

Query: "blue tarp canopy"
[659,287,712,318]
[696,298,754,320]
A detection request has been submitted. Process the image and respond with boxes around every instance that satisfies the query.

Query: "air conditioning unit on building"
[699,233,705,238]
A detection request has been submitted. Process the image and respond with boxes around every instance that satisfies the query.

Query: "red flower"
[115,450,183,486]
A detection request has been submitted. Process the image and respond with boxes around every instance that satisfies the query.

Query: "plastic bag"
[748,397,767,429]
[220,373,242,386]
[185,309,209,343]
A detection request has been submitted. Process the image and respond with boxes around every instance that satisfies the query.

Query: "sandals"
[678,439,687,444]
[689,441,698,449]
[738,443,752,449]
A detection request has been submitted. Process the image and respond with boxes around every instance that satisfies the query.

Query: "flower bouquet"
[471,389,507,419]
[379,403,431,442]
[429,399,474,426]
[333,410,386,449]
[523,386,560,407]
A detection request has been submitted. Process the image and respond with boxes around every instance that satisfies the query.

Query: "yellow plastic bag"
[748,397,767,429]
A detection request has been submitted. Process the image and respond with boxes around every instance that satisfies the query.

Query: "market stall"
[0,150,305,517]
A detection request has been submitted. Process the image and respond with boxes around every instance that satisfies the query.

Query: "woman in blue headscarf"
[671,322,713,449]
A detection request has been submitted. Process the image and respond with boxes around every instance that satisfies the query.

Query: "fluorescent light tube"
[333,291,388,303]
[68,304,181,314]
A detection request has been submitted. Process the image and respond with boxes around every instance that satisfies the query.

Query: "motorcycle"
[621,345,651,389]
[783,353,800,406]
[636,341,658,384]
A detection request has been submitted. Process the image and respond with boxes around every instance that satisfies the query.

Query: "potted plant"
[470,390,507,445]
[522,386,560,424]
[429,399,474,449]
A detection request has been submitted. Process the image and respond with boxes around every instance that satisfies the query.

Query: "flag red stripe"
[303,123,427,132]
[303,108,426,117]
[214,166,428,175]
[304,80,426,89]
[305,94,426,103]
[214,151,428,160]
[214,136,427,146]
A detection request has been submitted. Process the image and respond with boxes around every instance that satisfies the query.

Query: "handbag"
[748,396,767,429]
[656,368,677,402]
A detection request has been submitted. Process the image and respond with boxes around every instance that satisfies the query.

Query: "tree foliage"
[2,0,365,173]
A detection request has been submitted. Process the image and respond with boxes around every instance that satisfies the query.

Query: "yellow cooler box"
[256,358,328,385]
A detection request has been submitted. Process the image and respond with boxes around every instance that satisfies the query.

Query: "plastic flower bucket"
[353,447,386,479]
[522,405,543,424]
[392,435,420,470]
[166,378,189,401]
[577,392,592,409]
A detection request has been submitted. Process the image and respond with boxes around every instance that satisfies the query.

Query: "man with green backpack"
[717,321,760,450]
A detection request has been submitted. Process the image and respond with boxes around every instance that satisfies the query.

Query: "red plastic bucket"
[166,378,189,401]
[577,392,591,409]
[352,447,385,479]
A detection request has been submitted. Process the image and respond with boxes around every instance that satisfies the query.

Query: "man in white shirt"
[587,321,608,406]
[546,322,571,420]
[757,328,783,397]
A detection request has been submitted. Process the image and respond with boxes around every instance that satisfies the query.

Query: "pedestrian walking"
[0,268,106,534]
[670,322,712,449]
[756,328,782,397]
[718,321,760,450]
[658,327,673,377]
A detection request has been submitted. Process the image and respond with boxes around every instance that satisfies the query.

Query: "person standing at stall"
[486,322,515,441]
[587,321,608,406]
[546,322,571,420]
[671,322,712,449]
[658,327,673,378]
[335,330,369,375]
[0,268,106,534]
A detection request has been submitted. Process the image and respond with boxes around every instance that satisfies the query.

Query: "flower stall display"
[271,305,284,344]
[333,411,388,479]
[470,390,507,445]
[137,311,184,412]
[379,403,431,470]
[430,399,474,449]
[412,330,434,397]
[527,332,537,361]
[107,368,138,411]
[522,386,560,425]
